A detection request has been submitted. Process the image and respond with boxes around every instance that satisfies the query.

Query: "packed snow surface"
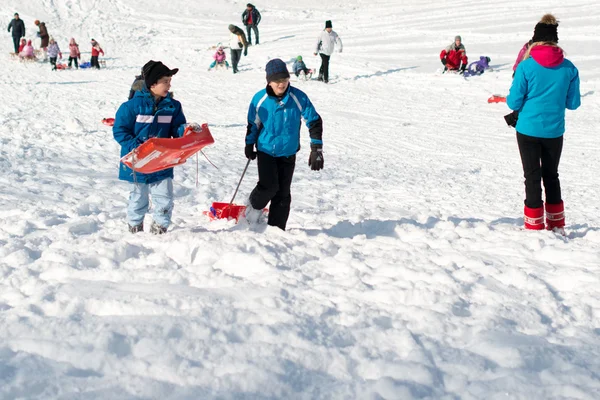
[1,0,600,398]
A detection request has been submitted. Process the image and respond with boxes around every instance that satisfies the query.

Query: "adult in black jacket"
[7,13,25,53]
[241,3,261,45]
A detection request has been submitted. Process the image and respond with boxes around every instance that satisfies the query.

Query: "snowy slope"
[1,0,600,398]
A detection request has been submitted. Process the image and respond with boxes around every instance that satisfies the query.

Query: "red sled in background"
[488,94,506,103]
[120,123,215,174]
[102,117,115,126]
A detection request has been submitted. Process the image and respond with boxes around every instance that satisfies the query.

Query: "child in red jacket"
[90,38,104,69]
[440,35,468,73]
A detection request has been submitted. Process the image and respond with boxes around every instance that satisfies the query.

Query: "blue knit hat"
[265,59,290,83]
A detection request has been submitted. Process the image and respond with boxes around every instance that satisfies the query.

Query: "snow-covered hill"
[1,0,600,398]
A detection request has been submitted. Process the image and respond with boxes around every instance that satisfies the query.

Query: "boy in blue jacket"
[113,60,187,234]
[244,58,324,230]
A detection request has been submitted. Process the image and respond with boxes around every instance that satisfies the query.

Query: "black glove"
[504,111,519,128]
[441,58,447,66]
[459,64,467,74]
[308,144,324,171]
[243,48,248,57]
[245,143,256,160]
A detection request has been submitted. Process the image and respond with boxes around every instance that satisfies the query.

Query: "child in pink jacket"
[208,46,229,70]
[19,39,35,60]
[69,38,81,69]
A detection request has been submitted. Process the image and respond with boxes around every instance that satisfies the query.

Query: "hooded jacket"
[91,40,104,56]
[214,49,226,62]
[507,45,581,138]
[113,87,187,183]
[20,40,34,58]
[38,22,49,48]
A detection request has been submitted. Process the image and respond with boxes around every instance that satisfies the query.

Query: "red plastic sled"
[488,95,506,103]
[205,203,248,222]
[56,63,68,70]
[120,123,215,174]
[102,118,115,126]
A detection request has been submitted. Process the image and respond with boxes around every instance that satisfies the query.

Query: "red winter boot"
[524,205,544,230]
[545,202,565,232]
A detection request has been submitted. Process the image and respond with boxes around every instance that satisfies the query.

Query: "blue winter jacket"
[246,85,323,157]
[113,87,187,183]
[507,45,580,138]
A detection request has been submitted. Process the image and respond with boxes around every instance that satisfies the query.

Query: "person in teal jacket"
[244,58,323,230]
[113,60,187,234]
[507,14,580,234]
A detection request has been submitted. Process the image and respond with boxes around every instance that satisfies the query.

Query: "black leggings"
[517,132,563,208]
[318,53,330,82]
[68,56,79,68]
[91,55,100,69]
[50,57,57,70]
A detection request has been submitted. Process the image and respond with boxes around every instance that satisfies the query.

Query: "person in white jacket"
[313,20,343,83]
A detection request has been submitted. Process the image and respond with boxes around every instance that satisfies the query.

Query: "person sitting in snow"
[68,38,81,69]
[18,37,26,53]
[465,56,491,76]
[208,46,229,70]
[19,39,35,60]
[292,55,311,78]
[113,60,191,234]
[244,59,324,231]
[440,35,468,73]
[90,38,104,69]
[47,37,62,70]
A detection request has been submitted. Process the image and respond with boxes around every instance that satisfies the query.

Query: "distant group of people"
[6,12,104,70]
[210,4,343,84]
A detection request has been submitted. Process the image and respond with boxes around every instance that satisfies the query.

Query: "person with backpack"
[228,24,248,74]
[7,12,25,54]
[507,14,581,235]
[242,3,261,45]
[440,35,468,73]
[244,59,324,231]
[314,20,343,84]
[113,61,190,234]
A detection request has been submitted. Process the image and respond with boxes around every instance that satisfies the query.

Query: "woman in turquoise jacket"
[507,14,580,234]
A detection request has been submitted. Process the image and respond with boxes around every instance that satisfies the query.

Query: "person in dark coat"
[34,20,49,52]
[241,3,261,45]
[7,13,25,53]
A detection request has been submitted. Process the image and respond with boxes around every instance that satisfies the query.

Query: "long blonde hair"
[523,41,564,61]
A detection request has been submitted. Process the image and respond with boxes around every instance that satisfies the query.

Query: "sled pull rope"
[201,150,219,170]
[230,159,251,206]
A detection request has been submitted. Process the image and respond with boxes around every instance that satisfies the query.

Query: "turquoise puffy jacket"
[113,88,187,183]
[246,85,322,157]
[507,45,580,138]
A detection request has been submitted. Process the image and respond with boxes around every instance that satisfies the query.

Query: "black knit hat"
[265,59,290,83]
[325,20,332,29]
[532,14,559,43]
[143,60,179,88]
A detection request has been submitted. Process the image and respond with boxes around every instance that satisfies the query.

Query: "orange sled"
[488,94,506,103]
[121,123,215,174]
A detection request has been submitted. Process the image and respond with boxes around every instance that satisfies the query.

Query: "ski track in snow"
[1,0,600,399]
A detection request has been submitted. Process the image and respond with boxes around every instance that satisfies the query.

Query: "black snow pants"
[517,132,563,209]
[12,36,20,53]
[91,55,100,69]
[68,56,79,69]
[250,152,296,230]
